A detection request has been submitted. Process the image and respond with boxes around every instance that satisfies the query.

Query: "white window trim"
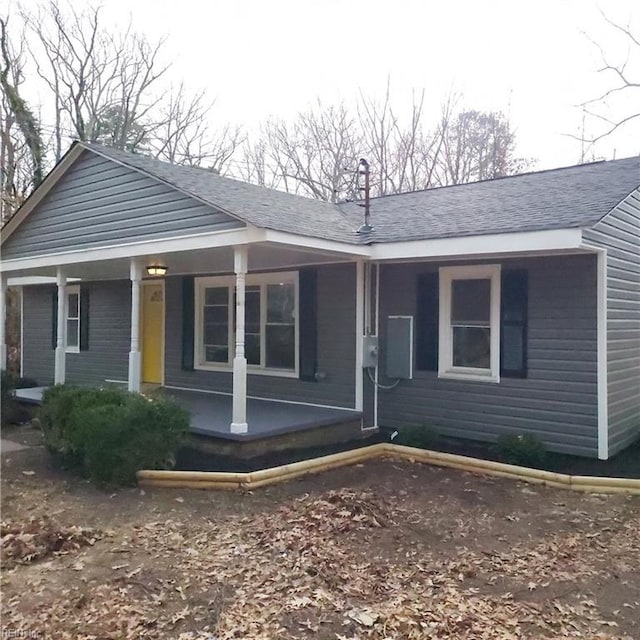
[438,264,501,383]
[65,284,80,354]
[194,271,299,378]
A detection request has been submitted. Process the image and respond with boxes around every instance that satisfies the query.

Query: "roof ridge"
[346,155,639,204]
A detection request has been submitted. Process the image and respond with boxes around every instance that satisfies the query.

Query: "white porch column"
[54,267,67,384]
[230,246,248,433]
[128,259,142,393]
[0,274,7,371]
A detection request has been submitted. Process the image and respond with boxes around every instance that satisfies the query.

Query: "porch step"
[13,387,47,405]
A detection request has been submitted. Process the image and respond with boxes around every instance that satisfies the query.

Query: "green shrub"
[494,433,547,468]
[1,371,37,427]
[393,424,439,450]
[40,385,189,486]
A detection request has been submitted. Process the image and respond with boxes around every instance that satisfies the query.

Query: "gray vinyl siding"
[583,188,640,456]
[377,255,599,457]
[2,150,244,259]
[164,263,357,409]
[22,281,130,386]
[21,286,55,384]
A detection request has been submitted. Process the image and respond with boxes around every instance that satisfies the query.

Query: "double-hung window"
[438,265,501,382]
[195,272,298,377]
[65,285,81,353]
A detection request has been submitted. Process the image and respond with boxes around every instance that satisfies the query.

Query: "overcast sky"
[23,0,640,170]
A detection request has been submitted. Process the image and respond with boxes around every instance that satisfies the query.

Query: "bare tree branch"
[239,87,528,201]
[579,11,640,150]
[150,83,243,172]
[23,0,170,154]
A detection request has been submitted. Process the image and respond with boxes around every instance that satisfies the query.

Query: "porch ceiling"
[5,241,359,282]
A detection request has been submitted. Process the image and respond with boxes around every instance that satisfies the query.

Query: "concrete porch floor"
[14,386,363,442]
[164,388,362,441]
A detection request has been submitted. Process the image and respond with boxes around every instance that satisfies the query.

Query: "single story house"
[1,142,638,459]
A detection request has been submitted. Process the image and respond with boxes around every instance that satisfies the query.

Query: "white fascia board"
[7,276,81,286]
[0,227,258,273]
[371,228,584,261]
[1,144,85,244]
[261,229,370,257]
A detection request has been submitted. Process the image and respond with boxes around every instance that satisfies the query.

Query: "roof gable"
[84,143,360,243]
[1,147,244,260]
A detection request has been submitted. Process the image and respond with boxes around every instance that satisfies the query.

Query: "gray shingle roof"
[339,155,640,242]
[84,142,639,245]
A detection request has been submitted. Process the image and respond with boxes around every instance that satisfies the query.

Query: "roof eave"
[370,227,586,261]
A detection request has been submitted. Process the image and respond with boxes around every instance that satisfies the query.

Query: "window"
[265,283,295,369]
[202,286,230,363]
[66,285,80,353]
[438,265,501,382]
[195,272,298,376]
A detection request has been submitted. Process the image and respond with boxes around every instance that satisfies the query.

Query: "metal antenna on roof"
[356,158,374,234]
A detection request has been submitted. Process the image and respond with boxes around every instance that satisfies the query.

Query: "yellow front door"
[142,284,164,384]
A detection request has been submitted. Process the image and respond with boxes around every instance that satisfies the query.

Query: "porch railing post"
[54,267,67,384]
[231,246,248,433]
[128,259,142,393]
[0,274,7,371]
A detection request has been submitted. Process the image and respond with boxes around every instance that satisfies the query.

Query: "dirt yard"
[2,428,639,639]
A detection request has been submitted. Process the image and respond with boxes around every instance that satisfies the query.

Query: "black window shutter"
[79,286,90,351]
[51,289,58,350]
[182,277,195,371]
[298,267,318,381]
[500,269,528,378]
[416,272,439,371]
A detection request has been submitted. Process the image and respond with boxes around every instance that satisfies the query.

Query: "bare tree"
[237,86,530,201]
[580,12,640,149]
[252,102,362,202]
[23,0,169,158]
[357,84,455,195]
[0,16,43,222]
[150,83,243,173]
[19,0,243,171]
[237,138,283,189]
[439,109,529,185]
[237,91,450,202]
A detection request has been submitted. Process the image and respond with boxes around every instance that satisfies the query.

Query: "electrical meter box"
[362,335,379,368]
[386,315,413,379]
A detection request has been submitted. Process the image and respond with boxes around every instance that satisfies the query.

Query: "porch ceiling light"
[146,264,168,277]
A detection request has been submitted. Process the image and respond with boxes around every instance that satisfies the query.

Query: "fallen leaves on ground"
[1,486,639,639]
[1,516,100,568]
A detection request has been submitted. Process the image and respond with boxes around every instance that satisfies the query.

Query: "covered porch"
[4,232,371,439]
